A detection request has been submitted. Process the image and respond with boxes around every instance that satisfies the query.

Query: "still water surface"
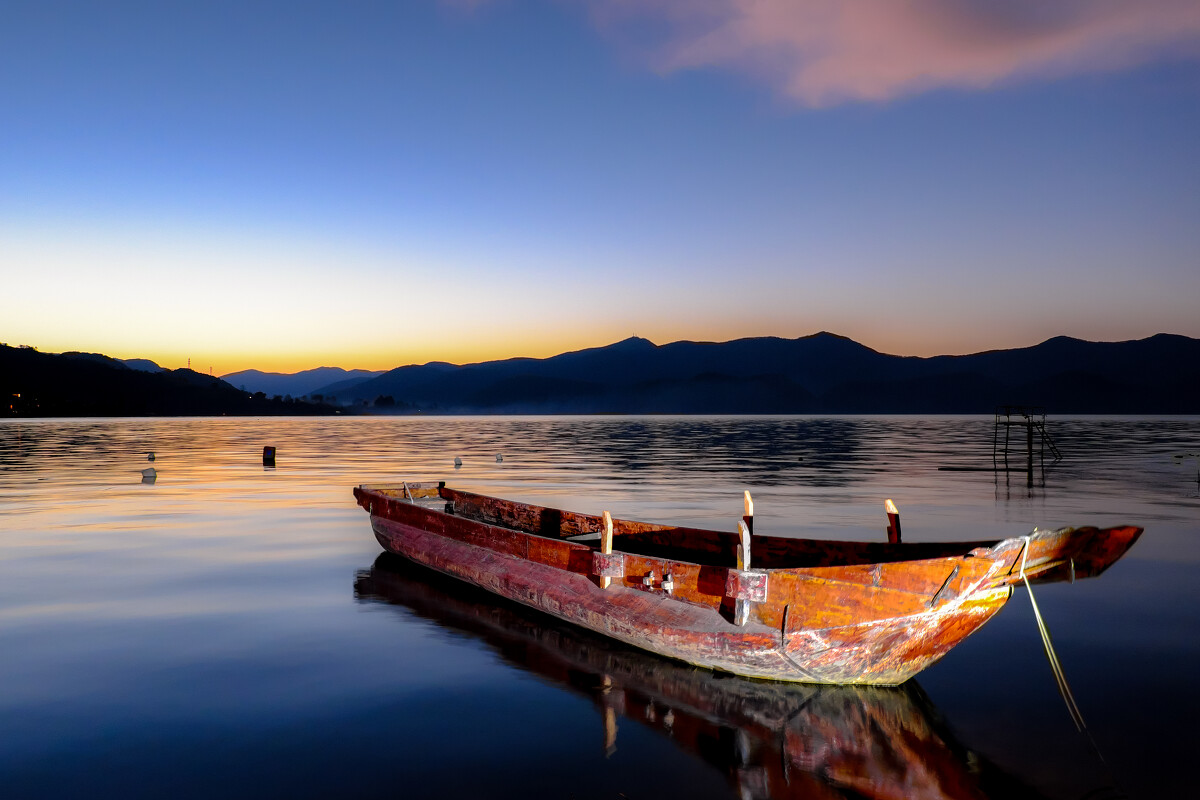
[0,416,1197,798]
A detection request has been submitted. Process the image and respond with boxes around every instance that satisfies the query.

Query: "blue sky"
[2,0,1198,373]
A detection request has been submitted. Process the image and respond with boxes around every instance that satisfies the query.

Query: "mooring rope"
[1019,534,1126,798]
[1019,535,1085,730]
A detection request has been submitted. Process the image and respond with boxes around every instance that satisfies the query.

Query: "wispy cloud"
[584,0,1200,105]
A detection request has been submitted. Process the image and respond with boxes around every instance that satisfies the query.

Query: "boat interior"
[361,483,997,570]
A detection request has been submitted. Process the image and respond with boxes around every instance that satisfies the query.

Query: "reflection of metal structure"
[355,555,1048,800]
[354,482,1141,685]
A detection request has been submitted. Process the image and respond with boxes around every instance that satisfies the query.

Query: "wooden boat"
[353,481,1141,685]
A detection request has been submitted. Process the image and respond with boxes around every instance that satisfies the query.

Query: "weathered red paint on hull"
[372,516,795,678]
[355,483,1141,685]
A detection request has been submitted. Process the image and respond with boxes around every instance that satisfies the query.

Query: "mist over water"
[1,416,1197,798]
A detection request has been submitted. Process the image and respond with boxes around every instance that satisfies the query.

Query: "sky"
[2,0,1199,375]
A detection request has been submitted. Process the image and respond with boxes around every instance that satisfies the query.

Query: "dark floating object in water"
[263,446,276,467]
[453,457,462,468]
[353,481,1142,685]
[496,454,503,462]
[141,467,156,483]
[147,452,155,461]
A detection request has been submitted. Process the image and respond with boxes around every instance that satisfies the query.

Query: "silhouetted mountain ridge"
[2,345,338,417]
[336,332,1199,413]
[221,366,384,398]
[6,333,1197,415]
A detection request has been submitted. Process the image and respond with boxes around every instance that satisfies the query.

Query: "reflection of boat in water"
[353,482,1141,684]
[355,554,1049,800]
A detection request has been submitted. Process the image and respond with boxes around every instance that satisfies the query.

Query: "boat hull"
[369,512,1010,685]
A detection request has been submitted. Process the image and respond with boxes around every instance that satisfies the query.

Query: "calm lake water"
[1,416,1197,799]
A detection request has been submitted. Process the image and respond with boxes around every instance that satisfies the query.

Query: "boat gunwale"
[353,483,1138,589]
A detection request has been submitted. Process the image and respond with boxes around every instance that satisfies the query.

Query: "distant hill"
[121,358,166,373]
[221,367,383,398]
[310,372,388,401]
[2,345,339,417]
[60,352,165,373]
[345,332,1200,414]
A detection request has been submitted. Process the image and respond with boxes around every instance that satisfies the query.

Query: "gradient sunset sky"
[3,1,1199,375]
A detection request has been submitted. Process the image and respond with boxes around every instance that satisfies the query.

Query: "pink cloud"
[583,0,1200,105]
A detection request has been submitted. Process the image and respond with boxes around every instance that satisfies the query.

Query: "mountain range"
[220,367,384,399]
[299,331,1200,414]
[5,332,1199,416]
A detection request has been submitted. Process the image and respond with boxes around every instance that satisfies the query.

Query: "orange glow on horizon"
[33,316,1180,378]
[13,304,1180,378]
[104,330,626,377]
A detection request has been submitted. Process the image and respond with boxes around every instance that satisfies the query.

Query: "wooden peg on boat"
[885,499,902,544]
[600,511,614,589]
[743,490,754,535]
[737,520,752,571]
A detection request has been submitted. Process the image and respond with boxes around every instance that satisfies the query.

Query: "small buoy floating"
[141,467,157,483]
[454,457,463,468]
[496,454,503,462]
[147,452,155,461]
